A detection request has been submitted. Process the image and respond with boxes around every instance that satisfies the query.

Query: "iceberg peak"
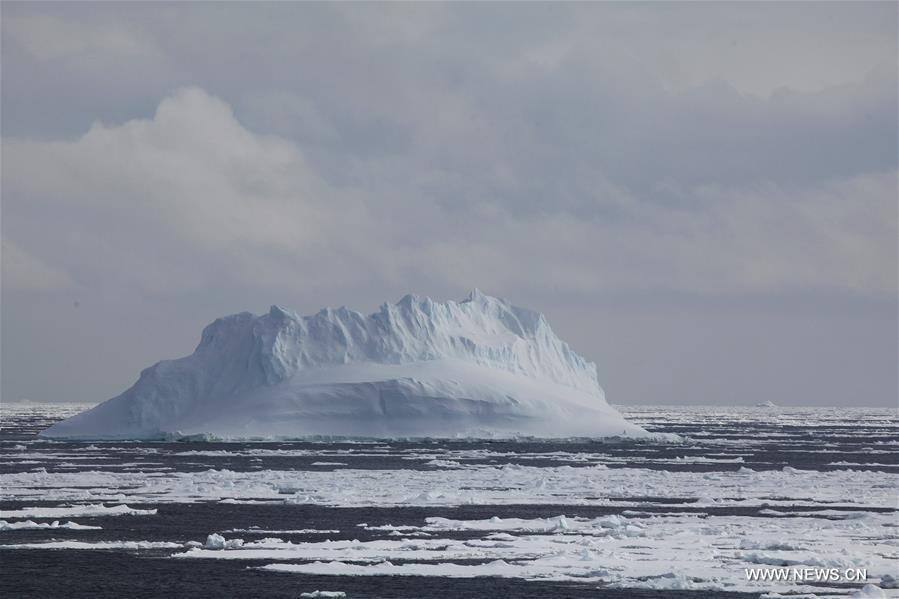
[268,304,294,320]
[464,287,488,302]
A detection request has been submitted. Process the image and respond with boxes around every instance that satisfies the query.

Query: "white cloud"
[4,88,339,295]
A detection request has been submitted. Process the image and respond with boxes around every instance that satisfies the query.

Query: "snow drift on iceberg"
[42,290,648,440]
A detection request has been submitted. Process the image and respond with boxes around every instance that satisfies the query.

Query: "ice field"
[1,403,897,598]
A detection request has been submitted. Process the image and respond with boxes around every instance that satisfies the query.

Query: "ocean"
[1,404,896,598]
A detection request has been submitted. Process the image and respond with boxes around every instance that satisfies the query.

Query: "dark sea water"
[1,404,896,598]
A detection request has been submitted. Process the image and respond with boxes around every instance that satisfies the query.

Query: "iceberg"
[42,290,648,440]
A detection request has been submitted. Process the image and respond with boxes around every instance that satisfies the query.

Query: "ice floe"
[0,520,101,531]
[1,504,157,519]
[162,508,896,594]
[1,540,183,550]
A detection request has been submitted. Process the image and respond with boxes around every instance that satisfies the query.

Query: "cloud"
[1,3,895,407]
[1,240,72,290]
[4,88,895,306]
[5,13,159,62]
[4,88,337,296]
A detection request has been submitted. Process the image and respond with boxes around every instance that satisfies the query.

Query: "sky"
[2,2,896,407]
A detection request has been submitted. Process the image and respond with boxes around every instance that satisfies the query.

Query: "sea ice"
[0,520,101,531]
[204,533,244,550]
[0,540,183,550]
[0,504,157,519]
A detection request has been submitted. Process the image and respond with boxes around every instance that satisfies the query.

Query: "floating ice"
[41,291,649,440]
[0,520,101,531]
[3,402,896,596]
[260,559,561,579]
[1,504,157,519]
[849,585,886,598]
[422,515,643,537]
[224,528,339,535]
[0,540,183,550]
[204,533,244,550]
[300,592,346,598]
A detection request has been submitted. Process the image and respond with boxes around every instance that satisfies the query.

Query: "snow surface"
[42,291,647,440]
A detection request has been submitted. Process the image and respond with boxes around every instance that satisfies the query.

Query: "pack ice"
[42,290,648,440]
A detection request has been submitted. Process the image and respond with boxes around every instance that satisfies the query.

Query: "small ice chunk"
[203,533,243,550]
[299,592,346,598]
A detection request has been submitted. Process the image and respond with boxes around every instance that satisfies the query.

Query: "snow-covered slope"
[42,290,648,440]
